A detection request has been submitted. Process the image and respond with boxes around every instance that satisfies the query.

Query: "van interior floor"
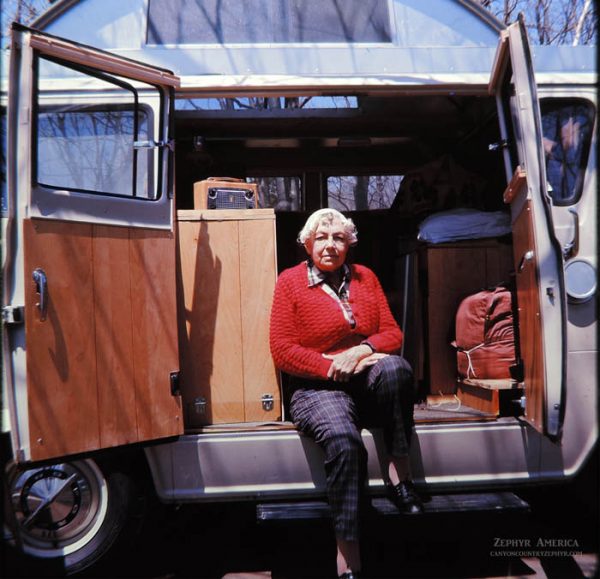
[414,398,498,423]
[186,401,497,434]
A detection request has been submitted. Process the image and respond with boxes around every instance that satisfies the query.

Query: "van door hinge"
[170,371,180,396]
[2,306,24,325]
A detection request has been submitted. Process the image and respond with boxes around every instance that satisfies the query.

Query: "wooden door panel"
[512,202,544,429]
[24,220,182,460]
[93,226,137,447]
[24,219,99,460]
[239,218,281,421]
[130,229,183,439]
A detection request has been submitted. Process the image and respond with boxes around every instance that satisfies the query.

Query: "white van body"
[1,0,596,572]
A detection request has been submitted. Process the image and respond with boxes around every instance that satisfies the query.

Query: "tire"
[4,458,142,575]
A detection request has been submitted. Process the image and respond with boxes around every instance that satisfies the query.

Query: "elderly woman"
[269,208,423,579]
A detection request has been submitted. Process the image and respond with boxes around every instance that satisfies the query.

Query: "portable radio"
[193,177,258,210]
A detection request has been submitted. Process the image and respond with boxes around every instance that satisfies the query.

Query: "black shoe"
[387,479,424,514]
[339,572,359,579]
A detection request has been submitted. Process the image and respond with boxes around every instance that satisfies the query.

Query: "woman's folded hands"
[323,346,388,382]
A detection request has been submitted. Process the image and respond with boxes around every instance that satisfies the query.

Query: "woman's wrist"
[360,340,376,354]
[356,344,374,358]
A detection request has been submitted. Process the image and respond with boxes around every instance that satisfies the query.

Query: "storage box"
[457,378,523,416]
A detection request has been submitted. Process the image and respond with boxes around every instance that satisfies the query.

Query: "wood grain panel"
[93,225,137,447]
[239,218,281,421]
[457,382,500,415]
[485,243,515,287]
[177,219,245,425]
[426,247,490,394]
[176,220,202,424]
[24,219,99,460]
[512,202,545,430]
[130,229,182,439]
[425,242,514,395]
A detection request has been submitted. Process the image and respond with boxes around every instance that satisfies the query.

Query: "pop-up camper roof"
[25,0,594,90]
[29,0,504,86]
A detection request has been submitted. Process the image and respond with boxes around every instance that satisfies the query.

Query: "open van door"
[4,25,183,462]
[489,16,566,439]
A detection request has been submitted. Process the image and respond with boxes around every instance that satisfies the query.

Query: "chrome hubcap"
[9,460,106,557]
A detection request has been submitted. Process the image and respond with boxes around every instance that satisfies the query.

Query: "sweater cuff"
[361,340,376,353]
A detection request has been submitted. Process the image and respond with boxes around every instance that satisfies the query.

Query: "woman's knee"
[372,355,414,389]
[383,355,413,378]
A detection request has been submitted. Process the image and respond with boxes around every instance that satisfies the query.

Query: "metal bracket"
[512,396,526,410]
[2,305,24,325]
[191,397,207,415]
[133,139,175,152]
[488,139,508,151]
[261,394,274,412]
[170,371,180,396]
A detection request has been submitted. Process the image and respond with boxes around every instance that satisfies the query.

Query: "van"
[2,0,596,573]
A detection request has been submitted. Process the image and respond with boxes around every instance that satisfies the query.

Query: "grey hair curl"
[297,208,358,246]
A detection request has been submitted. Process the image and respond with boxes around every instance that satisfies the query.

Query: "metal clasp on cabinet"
[192,397,207,415]
[261,394,274,412]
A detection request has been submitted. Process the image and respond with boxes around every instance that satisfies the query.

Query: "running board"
[257,492,529,522]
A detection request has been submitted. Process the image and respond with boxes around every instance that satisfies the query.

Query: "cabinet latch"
[261,394,274,412]
[192,397,207,415]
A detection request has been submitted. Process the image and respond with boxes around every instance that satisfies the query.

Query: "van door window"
[35,56,158,200]
[37,105,152,198]
[541,98,595,206]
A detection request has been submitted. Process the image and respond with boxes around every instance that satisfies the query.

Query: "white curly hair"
[297,208,358,246]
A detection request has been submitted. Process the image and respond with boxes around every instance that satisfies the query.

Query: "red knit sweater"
[269,261,403,380]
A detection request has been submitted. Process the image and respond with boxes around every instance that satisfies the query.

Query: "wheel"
[4,458,141,575]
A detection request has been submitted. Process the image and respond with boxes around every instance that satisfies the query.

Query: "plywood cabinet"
[177,209,281,426]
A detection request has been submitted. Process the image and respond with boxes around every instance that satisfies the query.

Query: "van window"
[247,176,302,211]
[541,98,595,206]
[147,0,391,44]
[35,56,158,199]
[327,175,403,211]
[176,96,358,111]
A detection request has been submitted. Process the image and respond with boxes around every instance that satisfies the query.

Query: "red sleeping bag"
[454,286,515,380]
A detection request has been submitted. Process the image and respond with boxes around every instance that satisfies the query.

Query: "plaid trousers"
[289,355,416,541]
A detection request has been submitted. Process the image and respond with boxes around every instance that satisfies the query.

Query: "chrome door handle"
[518,250,534,273]
[32,268,48,321]
[563,208,579,259]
